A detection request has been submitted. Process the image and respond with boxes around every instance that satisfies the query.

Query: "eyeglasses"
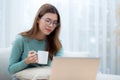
[41,17,59,27]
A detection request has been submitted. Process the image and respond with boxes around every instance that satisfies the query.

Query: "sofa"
[0,47,89,80]
[15,67,120,80]
[0,47,120,80]
[0,47,12,80]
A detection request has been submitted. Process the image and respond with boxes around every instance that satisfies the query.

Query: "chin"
[45,32,51,35]
[44,31,53,35]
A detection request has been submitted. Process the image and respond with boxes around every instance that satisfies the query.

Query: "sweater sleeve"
[48,48,64,66]
[8,35,28,74]
[55,48,64,57]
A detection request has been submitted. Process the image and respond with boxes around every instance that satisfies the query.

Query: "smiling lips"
[45,28,52,32]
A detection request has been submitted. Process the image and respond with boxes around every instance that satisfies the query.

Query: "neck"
[35,32,46,40]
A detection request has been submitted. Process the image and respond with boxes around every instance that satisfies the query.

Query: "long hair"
[20,3,62,60]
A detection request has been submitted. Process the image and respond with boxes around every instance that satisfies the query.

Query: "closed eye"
[45,18,51,23]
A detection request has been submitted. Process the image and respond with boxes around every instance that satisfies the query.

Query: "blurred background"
[0,0,120,75]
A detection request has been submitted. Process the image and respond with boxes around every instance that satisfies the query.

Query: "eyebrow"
[45,17,57,22]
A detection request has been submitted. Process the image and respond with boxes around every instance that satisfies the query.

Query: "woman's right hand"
[24,50,38,64]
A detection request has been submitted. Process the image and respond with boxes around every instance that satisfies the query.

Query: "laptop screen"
[49,57,100,80]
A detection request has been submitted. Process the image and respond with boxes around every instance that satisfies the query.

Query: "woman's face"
[37,13,58,36]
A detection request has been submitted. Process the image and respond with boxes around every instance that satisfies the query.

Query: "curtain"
[0,0,120,75]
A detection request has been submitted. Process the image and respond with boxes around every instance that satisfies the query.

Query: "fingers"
[28,50,36,57]
[25,50,38,64]
[28,55,38,63]
[25,55,38,64]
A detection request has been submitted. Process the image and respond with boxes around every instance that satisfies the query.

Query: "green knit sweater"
[8,35,63,74]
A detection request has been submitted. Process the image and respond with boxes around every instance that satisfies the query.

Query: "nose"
[49,22,54,27]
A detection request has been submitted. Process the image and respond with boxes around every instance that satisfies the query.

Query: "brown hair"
[20,3,62,60]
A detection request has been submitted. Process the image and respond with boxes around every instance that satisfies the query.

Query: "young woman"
[8,3,63,75]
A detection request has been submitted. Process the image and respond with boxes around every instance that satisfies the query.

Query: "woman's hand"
[24,50,38,64]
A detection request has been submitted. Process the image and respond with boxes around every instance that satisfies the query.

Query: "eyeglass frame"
[41,17,59,27]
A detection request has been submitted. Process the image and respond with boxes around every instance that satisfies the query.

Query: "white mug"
[37,51,49,64]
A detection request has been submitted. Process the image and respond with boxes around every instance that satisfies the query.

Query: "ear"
[37,18,40,23]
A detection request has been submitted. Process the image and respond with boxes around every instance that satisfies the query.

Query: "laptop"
[49,57,100,80]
